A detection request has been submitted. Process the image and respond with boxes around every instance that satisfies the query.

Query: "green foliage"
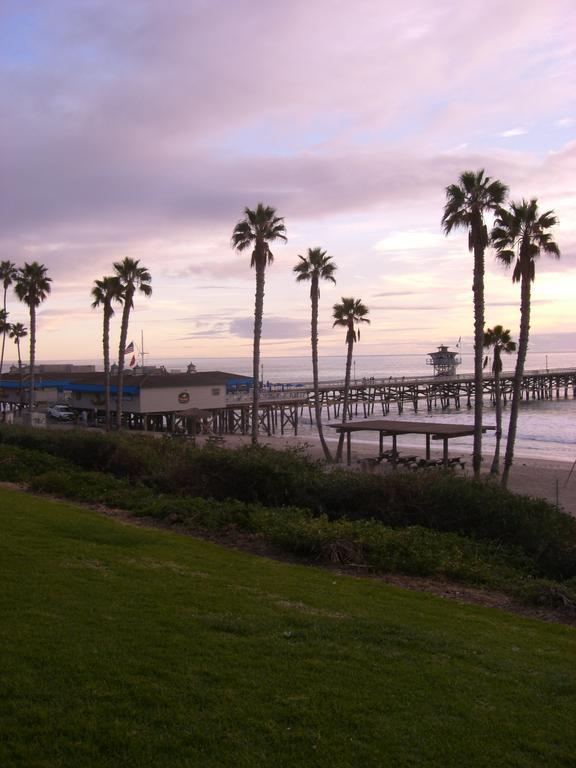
[0,443,73,481]
[164,443,321,506]
[28,470,153,511]
[263,513,533,586]
[2,486,575,768]
[0,425,174,483]
[2,426,576,581]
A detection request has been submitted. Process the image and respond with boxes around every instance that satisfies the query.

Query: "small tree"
[113,259,152,429]
[14,262,51,410]
[0,261,18,378]
[294,248,337,461]
[442,171,508,478]
[231,203,287,445]
[492,199,560,487]
[9,322,28,410]
[483,325,516,475]
[332,298,370,462]
[91,276,124,431]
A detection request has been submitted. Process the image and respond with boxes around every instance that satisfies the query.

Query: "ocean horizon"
[3,351,575,465]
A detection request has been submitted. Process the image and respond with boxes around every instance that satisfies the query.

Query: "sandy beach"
[194,432,576,517]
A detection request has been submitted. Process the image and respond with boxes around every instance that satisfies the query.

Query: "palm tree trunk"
[490,361,502,475]
[103,306,111,431]
[116,290,133,429]
[310,278,332,462]
[336,327,354,462]
[251,265,265,445]
[502,276,531,488]
[472,239,485,478]
[17,340,23,410]
[29,306,36,410]
[0,287,7,376]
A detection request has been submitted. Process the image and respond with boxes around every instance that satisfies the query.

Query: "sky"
[0,0,575,363]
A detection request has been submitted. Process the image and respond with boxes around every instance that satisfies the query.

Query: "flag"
[129,354,136,368]
[456,336,462,348]
[124,341,134,355]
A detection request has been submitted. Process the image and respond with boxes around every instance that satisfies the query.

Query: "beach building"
[0,371,252,428]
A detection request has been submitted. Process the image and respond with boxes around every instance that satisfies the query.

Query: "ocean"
[20,351,576,464]
[174,351,576,463]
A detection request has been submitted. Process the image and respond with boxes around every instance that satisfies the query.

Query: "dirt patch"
[62,558,111,574]
[276,599,348,620]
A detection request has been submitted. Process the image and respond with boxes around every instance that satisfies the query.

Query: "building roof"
[0,371,251,393]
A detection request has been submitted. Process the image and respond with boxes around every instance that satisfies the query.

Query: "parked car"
[47,404,76,421]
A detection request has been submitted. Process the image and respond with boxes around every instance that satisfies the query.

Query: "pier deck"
[1,367,574,438]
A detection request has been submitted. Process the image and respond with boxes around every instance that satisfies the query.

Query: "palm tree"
[91,276,124,431]
[113,258,152,428]
[294,248,337,461]
[332,298,370,462]
[492,199,560,487]
[483,325,516,475]
[231,203,287,445]
[14,262,51,410]
[0,310,10,416]
[442,170,508,478]
[0,261,18,377]
[9,322,28,410]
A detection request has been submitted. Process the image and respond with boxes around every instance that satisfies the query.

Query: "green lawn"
[1,487,575,768]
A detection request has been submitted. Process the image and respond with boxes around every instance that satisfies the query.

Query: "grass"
[0,487,575,767]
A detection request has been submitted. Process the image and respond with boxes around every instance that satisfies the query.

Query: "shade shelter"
[329,419,495,466]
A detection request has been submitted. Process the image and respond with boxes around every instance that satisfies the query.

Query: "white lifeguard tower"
[426,345,462,377]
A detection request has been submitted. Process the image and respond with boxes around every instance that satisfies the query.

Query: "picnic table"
[329,419,496,466]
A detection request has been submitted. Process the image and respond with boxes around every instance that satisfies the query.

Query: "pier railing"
[227,367,576,403]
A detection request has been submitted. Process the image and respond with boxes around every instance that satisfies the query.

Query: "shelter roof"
[329,419,495,437]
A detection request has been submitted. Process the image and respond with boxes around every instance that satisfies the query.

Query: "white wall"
[140,384,226,413]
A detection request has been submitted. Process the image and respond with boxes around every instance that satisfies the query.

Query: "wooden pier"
[212,367,576,437]
[2,367,574,438]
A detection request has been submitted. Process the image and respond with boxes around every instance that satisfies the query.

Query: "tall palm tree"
[9,322,27,410]
[0,261,18,377]
[231,203,287,445]
[492,199,560,487]
[0,310,10,417]
[91,276,124,431]
[294,248,337,462]
[442,170,508,478]
[483,325,516,475]
[14,262,51,410]
[113,258,152,428]
[332,297,370,462]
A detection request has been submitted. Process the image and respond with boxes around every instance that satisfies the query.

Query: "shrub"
[0,444,74,482]
[262,513,532,585]
[3,425,576,580]
[28,470,156,512]
[0,426,174,484]
[164,444,321,506]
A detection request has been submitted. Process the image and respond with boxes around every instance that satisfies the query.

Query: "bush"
[0,444,74,482]
[5,438,576,611]
[2,425,576,580]
[164,444,321,505]
[28,470,155,512]
[0,426,175,484]
[262,512,533,585]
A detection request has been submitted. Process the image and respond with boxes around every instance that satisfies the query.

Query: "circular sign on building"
[178,392,190,404]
